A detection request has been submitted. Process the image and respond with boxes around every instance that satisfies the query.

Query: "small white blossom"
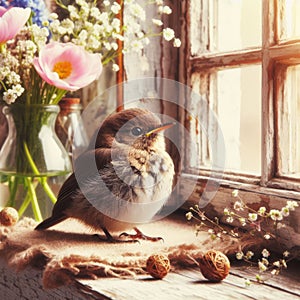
[111,2,121,14]
[103,0,110,6]
[162,28,175,41]
[281,206,289,217]
[236,251,244,260]
[173,38,181,47]
[159,5,172,15]
[261,258,269,266]
[273,261,280,267]
[264,234,271,240]
[270,209,283,221]
[286,200,299,211]
[3,89,17,104]
[248,213,258,222]
[281,259,287,268]
[262,248,270,258]
[232,189,239,197]
[283,251,290,257]
[226,216,234,223]
[223,208,230,215]
[152,18,163,26]
[233,201,244,211]
[245,251,254,259]
[258,261,267,272]
[258,206,266,216]
[239,217,247,226]
[185,212,193,221]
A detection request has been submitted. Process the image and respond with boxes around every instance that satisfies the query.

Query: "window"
[180,0,300,208]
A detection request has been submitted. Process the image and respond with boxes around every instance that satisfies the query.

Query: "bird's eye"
[131,127,143,136]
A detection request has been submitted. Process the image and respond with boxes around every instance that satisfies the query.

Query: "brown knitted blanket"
[0,213,259,289]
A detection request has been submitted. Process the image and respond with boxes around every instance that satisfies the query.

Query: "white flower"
[185,212,193,221]
[111,2,121,14]
[112,64,120,72]
[264,234,271,240]
[281,259,287,268]
[232,189,239,197]
[258,261,267,272]
[3,89,17,104]
[103,0,110,6]
[283,251,290,257]
[236,251,244,260]
[262,248,270,258]
[239,217,246,226]
[152,18,163,26]
[261,258,269,266]
[226,216,234,223]
[273,261,280,267]
[162,28,175,41]
[271,269,278,275]
[248,213,258,221]
[258,206,266,216]
[13,84,24,97]
[281,206,289,217]
[245,251,254,259]
[223,208,230,215]
[233,201,244,211]
[159,5,172,15]
[270,209,283,221]
[286,200,299,211]
[173,38,181,47]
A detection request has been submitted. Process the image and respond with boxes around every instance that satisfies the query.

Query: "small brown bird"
[35,108,175,242]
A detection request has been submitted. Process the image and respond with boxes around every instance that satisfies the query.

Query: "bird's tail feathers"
[35,215,67,231]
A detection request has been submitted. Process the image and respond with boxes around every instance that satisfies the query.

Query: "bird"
[35,108,175,242]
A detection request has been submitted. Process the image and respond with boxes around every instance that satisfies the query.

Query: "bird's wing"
[53,148,113,214]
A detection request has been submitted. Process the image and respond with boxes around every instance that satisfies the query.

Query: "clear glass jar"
[0,104,72,220]
[56,98,89,165]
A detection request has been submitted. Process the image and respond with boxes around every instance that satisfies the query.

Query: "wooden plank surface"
[77,264,300,300]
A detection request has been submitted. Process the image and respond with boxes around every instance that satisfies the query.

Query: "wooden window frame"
[177,0,300,242]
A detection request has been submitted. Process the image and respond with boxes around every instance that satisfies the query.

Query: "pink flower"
[0,7,31,44]
[33,42,102,91]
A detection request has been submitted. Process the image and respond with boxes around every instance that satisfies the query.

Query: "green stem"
[23,141,58,205]
[41,177,57,204]
[6,176,20,207]
[25,177,42,222]
[18,191,31,217]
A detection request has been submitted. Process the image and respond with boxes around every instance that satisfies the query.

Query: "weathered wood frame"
[179,0,300,243]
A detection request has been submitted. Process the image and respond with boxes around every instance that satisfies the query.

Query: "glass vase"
[0,104,72,221]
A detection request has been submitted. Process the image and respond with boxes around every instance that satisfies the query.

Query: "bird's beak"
[145,122,176,137]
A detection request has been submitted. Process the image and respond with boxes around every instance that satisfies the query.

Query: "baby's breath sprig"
[49,0,181,70]
[186,189,299,284]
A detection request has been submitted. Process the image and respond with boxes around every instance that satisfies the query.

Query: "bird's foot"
[119,227,164,242]
[93,233,139,243]
[94,227,139,243]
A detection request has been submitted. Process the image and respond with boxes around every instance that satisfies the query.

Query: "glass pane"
[216,66,261,174]
[280,0,300,40]
[189,66,261,175]
[214,0,262,52]
[277,65,300,178]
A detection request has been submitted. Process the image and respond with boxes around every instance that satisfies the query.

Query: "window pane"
[189,66,261,175]
[216,66,261,174]
[277,65,300,178]
[190,0,262,55]
[279,0,300,40]
[214,0,262,52]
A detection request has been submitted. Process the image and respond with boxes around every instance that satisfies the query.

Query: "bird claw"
[93,233,139,243]
[119,227,164,242]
